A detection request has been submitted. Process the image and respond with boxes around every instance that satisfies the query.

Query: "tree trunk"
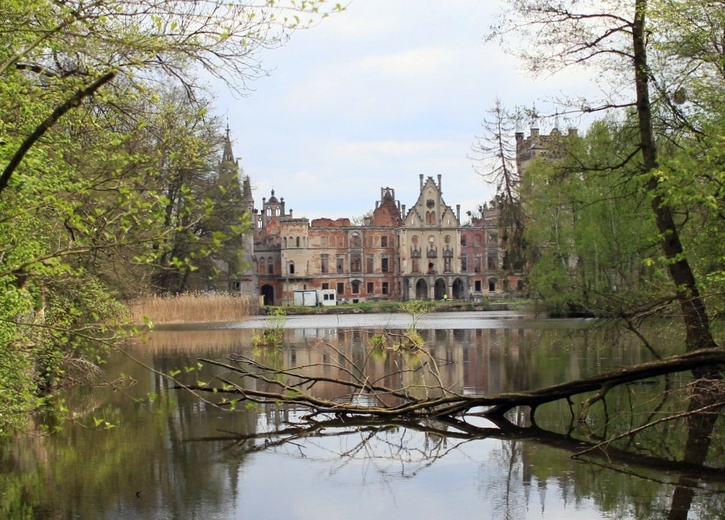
[632,0,717,354]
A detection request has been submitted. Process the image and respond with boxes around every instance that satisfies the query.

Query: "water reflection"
[1,315,722,519]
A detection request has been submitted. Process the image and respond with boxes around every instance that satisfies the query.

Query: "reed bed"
[127,292,252,324]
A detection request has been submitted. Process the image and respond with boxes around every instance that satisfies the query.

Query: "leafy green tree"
[0,0,339,436]
[488,0,722,352]
[524,118,665,315]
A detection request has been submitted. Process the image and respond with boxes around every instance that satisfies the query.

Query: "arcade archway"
[452,278,465,300]
[260,284,275,306]
[415,279,428,300]
[434,278,447,300]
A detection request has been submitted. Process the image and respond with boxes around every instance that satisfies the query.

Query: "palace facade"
[216,124,581,306]
[239,169,524,305]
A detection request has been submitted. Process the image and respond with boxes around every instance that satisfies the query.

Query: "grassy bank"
[127,293,252,324]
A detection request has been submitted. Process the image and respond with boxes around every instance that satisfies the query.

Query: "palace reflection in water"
[1,315,722,520]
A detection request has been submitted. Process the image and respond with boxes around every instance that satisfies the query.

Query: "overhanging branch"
[0,71,116,197]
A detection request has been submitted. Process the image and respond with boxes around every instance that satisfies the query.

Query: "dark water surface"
[2,312,723,519]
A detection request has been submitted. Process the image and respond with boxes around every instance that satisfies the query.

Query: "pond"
[1,312,723,519]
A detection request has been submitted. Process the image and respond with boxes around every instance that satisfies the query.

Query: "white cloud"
[219,1,598,220]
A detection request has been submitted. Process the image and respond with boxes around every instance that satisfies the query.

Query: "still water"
[2,312,723,519]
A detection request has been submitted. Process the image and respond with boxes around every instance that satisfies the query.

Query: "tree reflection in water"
[176,324,724,520]
[1,320,723,519]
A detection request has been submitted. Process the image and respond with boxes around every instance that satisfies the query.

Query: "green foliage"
[524,118,677,315]
[0,0,335,437]
[490,0,724,338]
[398,299,434,322]
[252,308,286,347]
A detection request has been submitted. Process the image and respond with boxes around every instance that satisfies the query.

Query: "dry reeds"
[126,292,251,325]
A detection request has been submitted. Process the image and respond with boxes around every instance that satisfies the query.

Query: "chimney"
[419,174,424,192]
[437,174,442,193]
[456,204,460,222]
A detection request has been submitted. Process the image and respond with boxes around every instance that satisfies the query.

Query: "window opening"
[320,255,329,273]
[350,253,362,273]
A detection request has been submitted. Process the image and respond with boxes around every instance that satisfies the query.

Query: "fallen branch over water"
[182,347,724,422]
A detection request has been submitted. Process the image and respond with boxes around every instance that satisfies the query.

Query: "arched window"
[296,236,301,247]
[283,237,287,248]
[267,258,274,274]
[351,232,361,248]
[258,257,266,274]
[289,261,295,275]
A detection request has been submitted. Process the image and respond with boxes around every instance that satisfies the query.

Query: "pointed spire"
[242,175,254,202]
[222,122,235,164]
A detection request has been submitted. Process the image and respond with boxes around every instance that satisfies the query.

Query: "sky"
[214,1,597,221]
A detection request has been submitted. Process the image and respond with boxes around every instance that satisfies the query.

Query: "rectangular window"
[320,254,329,273]
[366,255,374,273]
[412,258,420,273]
[350,253,362,273]
[380,236,388,247]
[321,236,329,247]
[444,257,452,273]
[367,282,374,294]
[461,253,467,272]
[460,235,467,246]
[336,256,345,273]
[381,257,389,272]
[487,255,497,271]
[322,283,329,290]
[474,254,482,273]
[382,282,389,295]
[336,282,344,295]
[475,280,482,292]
